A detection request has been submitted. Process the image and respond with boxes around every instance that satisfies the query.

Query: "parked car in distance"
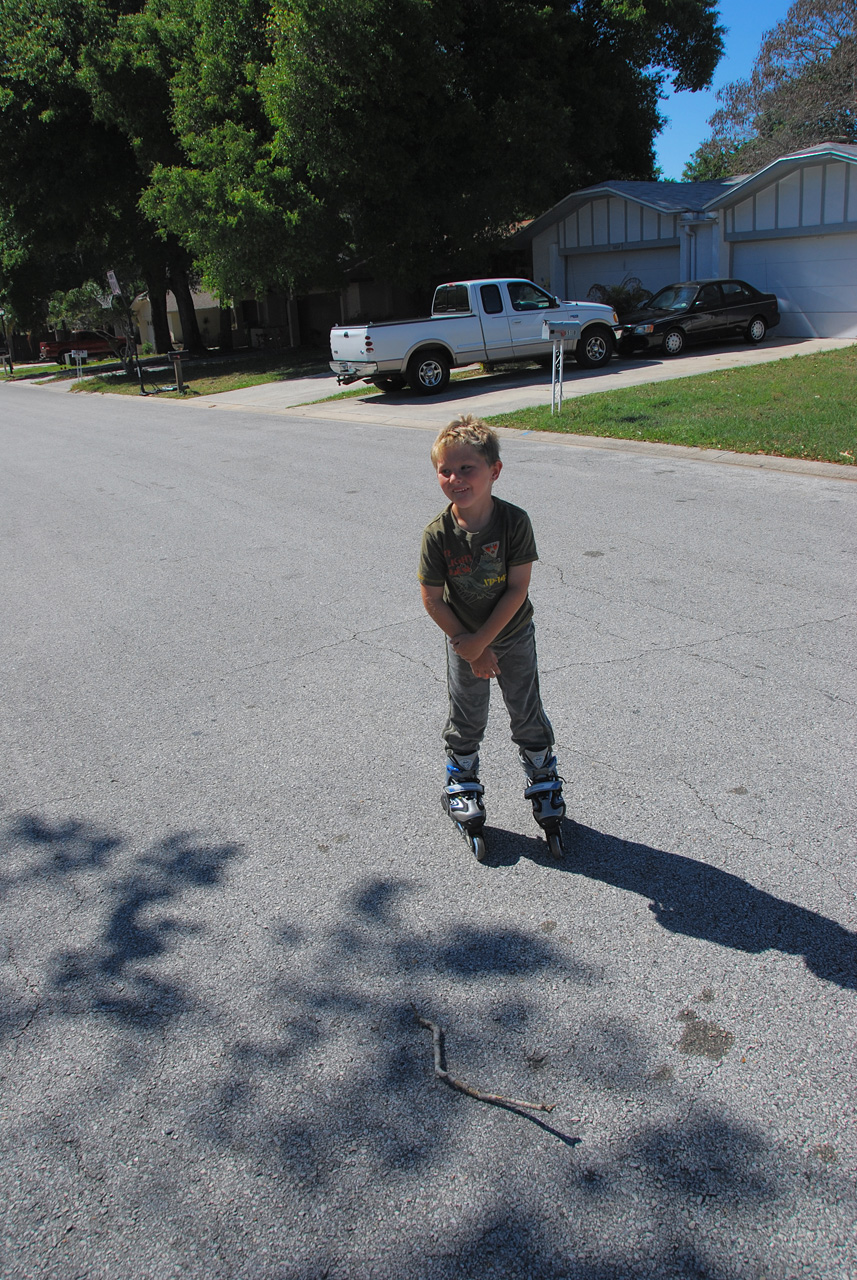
[614,279,780,357]
[38,330,128,362]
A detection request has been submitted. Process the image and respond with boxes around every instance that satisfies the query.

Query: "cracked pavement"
[0,381,855,1279]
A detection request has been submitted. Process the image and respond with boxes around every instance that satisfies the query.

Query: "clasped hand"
[451,633,501,680]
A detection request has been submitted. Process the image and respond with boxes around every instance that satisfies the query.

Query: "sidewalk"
[180,335,853,423]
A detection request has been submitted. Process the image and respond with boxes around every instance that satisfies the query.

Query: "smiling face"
[435,443,502,528]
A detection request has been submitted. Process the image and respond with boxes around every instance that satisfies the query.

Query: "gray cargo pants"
[443,621,554,759]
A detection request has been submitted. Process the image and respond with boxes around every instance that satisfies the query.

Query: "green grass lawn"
[65,347,329,396]
[488,346,856,465]
[3,358,113,379]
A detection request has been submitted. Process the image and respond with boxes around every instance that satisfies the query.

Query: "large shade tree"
[146,0,725,295]
[684,0,857,179]
[0,0,132,324]
[2,0,724,317]
[0,0,202,348]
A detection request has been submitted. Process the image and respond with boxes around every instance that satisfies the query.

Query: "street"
[1,381,855,1279]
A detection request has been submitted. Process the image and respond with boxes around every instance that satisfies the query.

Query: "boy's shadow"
[485,820,856,993]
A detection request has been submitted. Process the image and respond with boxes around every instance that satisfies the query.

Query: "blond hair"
[430,415,500,467]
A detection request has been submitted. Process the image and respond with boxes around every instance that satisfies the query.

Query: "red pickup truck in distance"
[39,330,129,361]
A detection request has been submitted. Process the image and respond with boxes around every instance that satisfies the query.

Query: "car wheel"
[575,324,614,369]
[407,349,450,395]
[662,328,685,357]
[371,374,406,393]
[745,316,767,345]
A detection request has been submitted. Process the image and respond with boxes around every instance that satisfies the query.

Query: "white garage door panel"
[564,247,679,300]
[733,235,857,337]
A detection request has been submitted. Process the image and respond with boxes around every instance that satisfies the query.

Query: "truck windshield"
[433,285,471,314]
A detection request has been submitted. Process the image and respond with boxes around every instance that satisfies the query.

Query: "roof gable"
[704,144,857,209]
[514,179,739,242]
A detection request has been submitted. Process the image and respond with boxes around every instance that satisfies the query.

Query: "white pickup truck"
[329,277,619,394]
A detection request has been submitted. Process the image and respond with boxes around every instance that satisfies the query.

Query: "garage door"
[732,234,857,338]
[562,246,680,303]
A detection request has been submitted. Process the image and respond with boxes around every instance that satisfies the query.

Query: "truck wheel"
[575,324,614,369]
[371,374,406,393]
[407,349,450,395]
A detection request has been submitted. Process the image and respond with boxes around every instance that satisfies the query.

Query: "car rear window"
[433,285,471,314]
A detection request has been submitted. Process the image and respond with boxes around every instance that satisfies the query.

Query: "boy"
[418,414,565,859]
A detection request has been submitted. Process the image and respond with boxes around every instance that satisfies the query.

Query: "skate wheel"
[546,831,563,859]
[469,832,488,862]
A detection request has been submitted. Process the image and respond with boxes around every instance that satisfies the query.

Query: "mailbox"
[541,320,579,415]
[541,320,580,342]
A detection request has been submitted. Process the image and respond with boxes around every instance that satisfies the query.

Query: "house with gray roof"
[513,143,857,338]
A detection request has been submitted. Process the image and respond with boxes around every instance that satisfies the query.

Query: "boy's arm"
[419,583,501,680]
[450,562,532,661]
[419,582,467,640]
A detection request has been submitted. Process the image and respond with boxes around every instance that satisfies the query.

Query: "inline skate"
[442,752,487,861]
[521,748,566,857]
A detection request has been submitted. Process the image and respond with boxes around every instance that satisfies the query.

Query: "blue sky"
[654,0,795,179]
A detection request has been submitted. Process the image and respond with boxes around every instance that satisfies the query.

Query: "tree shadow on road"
[484,819,857,992]
[0,812,243,1032]
[1,812,852,1279]
[199,874,820,1279]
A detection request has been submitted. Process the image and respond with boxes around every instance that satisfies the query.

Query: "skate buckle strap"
[524,778,563,797]
[445,780,484,797]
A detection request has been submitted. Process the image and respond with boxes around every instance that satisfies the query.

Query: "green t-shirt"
[418,497,537,641]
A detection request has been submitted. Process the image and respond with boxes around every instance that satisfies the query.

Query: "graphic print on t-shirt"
[443,540,507,608]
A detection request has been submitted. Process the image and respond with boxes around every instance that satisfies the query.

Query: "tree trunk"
[168,263,205,353]
[218,306,233,350]
[145,270,172,354]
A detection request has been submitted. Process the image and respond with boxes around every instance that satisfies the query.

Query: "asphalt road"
[1,380,855,1280]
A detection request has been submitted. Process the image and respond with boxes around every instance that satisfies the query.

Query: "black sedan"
[615,279,780,357]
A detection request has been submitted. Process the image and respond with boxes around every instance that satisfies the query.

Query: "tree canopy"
[1,0,725,319]
[684,0,857,179]
[150,0,725,294]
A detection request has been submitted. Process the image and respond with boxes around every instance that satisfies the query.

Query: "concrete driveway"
[183,335,855,431]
